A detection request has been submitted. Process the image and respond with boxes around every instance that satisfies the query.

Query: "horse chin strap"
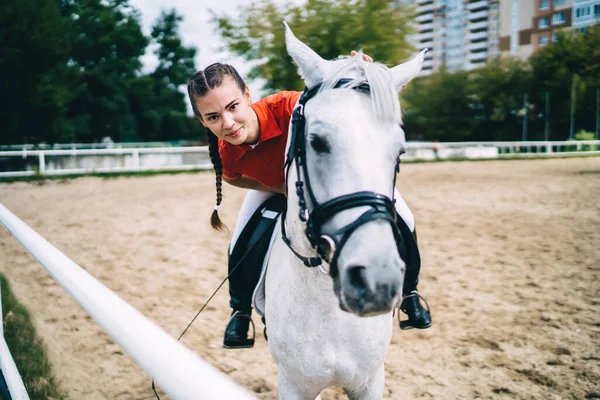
[281,79,404,279]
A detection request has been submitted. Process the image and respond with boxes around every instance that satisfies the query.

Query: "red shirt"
[219,91,301,188]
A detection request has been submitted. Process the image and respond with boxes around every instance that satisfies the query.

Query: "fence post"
[132,150,140,170]
[38,152,46,175]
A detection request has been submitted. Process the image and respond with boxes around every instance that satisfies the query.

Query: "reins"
[150,231,273,399]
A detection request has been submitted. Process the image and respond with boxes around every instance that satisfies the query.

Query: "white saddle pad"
[251,218,281,318]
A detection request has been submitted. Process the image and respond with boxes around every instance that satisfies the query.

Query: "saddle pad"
[251,218,281,318]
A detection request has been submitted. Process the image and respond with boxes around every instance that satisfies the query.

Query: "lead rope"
[151,231,273,399]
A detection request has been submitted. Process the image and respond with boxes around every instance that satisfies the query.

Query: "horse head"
[283,22,424,317]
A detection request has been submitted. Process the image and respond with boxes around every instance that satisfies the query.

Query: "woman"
[186,56,431,349]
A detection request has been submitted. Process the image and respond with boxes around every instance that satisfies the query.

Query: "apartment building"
[571,1,600,30]
[499,0,572,57]
[499,0,598,58]
[398,0,501,75]
[399,0,599,73]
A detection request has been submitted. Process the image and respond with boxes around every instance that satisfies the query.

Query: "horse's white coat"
[264,23,423,400]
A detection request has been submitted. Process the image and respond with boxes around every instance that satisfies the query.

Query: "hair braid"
[206,131,227,231]
[187,62,247,231]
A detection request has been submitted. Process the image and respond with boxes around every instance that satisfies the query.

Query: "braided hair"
[187,63,247,231]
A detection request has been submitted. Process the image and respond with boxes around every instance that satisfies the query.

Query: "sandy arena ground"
[1,157,599,400]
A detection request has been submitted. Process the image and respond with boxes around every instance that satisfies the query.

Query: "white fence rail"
[0,203,257,400]
[0,146,212,178]
[0,141,599,178]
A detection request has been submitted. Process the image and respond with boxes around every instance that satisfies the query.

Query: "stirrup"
[397,291,431,330]
[223,310,256,349]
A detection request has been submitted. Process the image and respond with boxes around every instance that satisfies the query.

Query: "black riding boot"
[223,310,255,349]
[222,194,286,349]
[397,226,432,330]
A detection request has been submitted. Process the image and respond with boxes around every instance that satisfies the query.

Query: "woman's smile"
[227,127,242,138]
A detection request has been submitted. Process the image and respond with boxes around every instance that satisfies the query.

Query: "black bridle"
[281,79,405,278]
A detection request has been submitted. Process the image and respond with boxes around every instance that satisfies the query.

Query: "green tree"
[469,57,533,141]
[61,0,148,142]
[402,68,475,142]
[0,0,74,144]
[213,0,415,93]
[128,9,201,141]
[529,26,600,140]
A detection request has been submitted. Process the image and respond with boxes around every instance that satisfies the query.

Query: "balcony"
[422,59,434,69]
[416,13,434,23]
[419,23,434,32]
[416,4,435,14]
[416,41,433,50]
[468,41,488,51]
[469,51,488,62]
[415,0,434,4]
[468,10,489,21]
[469,21,489,31]
[466,1,488,11]
[415,32,434,41]
[468,31,488,41]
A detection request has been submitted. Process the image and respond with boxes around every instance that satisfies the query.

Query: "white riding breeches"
[229,188,415,252]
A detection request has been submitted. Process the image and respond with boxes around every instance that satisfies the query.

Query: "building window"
[554,0,565,5]
[538,17,549,28]
[540,0,549,10]
[576,7,591,18]
[539,36,549,46]
[552,13,565,24]
[595,4,600,16]
[552,32,559,42]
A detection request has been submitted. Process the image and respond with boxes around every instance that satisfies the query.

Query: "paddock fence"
[0,140,598,178]
[0,203,257,400]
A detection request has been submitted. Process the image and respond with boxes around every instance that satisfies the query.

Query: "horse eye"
[309,135,330,154]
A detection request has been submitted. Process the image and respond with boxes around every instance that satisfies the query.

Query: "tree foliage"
[213,0,415,93]
[129,9,199,141]
[404,26,600,142]
[0,0,74,144]
[1,0,202,145]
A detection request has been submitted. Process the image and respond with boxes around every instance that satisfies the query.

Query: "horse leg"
[344,365,385,400]
[277,369,322,400]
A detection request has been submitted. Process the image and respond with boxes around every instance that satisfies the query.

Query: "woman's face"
[195,77,258,145]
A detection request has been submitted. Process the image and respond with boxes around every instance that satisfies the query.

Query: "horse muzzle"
[336,264,403,317]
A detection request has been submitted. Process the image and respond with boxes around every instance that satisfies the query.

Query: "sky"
[129,0,301,98]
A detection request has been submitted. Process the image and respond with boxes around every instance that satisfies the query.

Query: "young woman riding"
[186,56,431,349]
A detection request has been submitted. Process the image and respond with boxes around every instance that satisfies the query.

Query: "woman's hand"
[351,50,373,62]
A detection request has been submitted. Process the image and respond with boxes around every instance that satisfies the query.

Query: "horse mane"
[318,56,402,124]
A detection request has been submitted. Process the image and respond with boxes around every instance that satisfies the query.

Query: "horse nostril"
[347,265,369,292]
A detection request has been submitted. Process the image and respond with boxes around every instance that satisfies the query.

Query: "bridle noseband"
[281,79,405,278]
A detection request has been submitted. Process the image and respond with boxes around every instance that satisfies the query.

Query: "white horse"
[264,23,424,400]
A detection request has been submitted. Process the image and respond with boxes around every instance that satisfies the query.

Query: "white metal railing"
[0,146,211,178]
[0,204,257,400]
[404,140,600,159]
[0,141,599,178]
[0,285,29,400]
[0,141,193,151]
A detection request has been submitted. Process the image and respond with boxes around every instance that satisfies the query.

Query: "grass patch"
[1,274,66,399]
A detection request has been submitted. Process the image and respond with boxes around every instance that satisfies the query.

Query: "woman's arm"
[224,175,286,195]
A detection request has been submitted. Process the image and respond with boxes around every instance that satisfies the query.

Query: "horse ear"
[390,50,427,91]
[283,21,329,88]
